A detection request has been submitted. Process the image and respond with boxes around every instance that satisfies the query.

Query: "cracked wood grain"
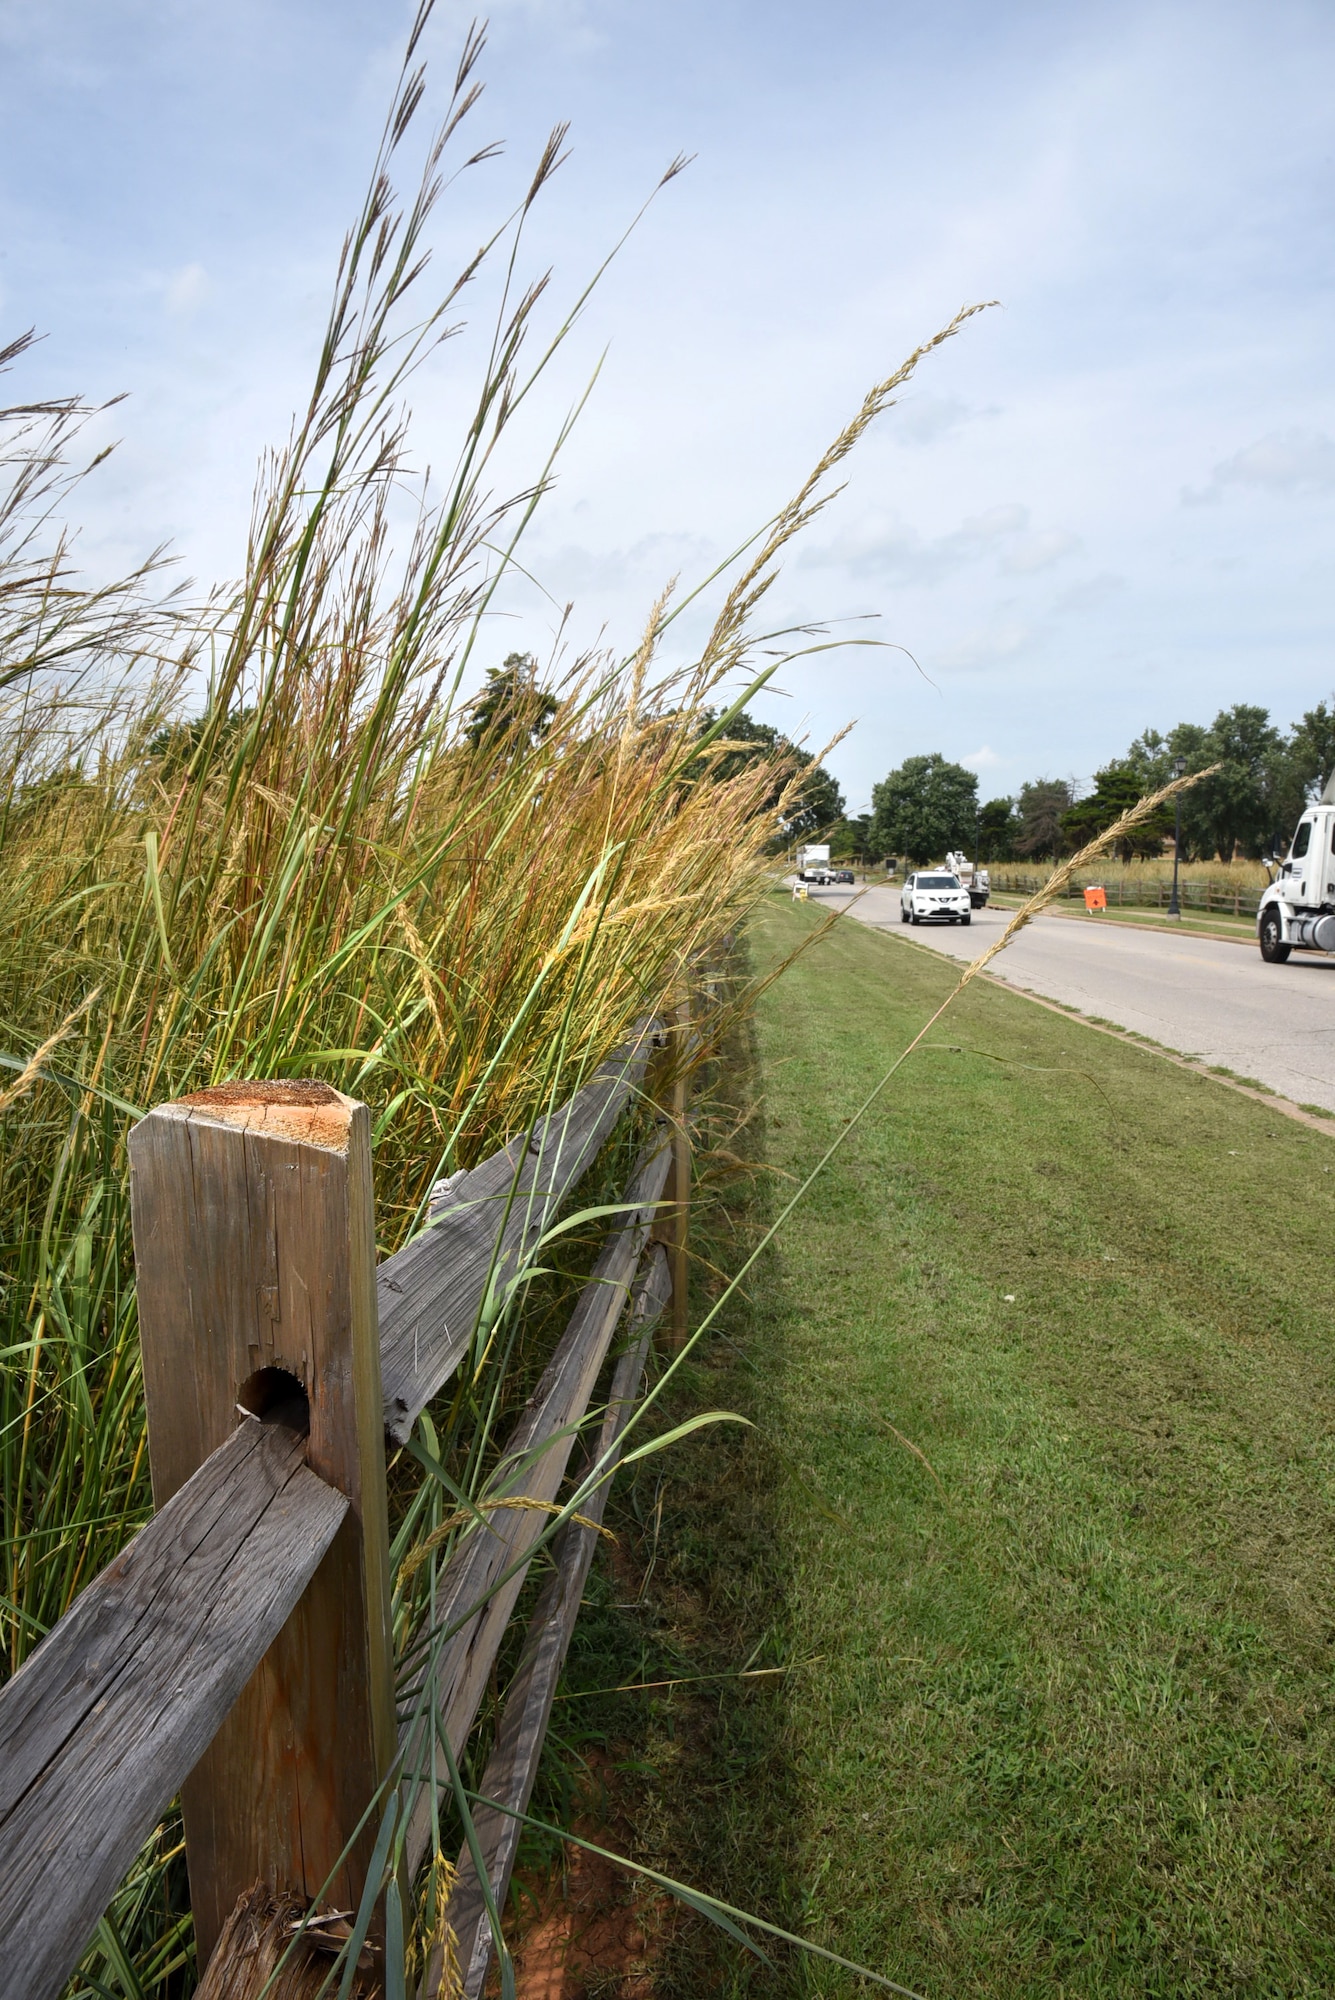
[0,1420,346,2000]
[438,1241,672,1999]
[397,1142,671,1878]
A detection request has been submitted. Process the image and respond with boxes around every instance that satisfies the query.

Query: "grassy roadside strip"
[889,935,1335,1138]
[636,892,1335,1998]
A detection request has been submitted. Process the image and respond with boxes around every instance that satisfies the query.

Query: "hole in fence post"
[129,1080,395,1972]
[237,1366,310,1436]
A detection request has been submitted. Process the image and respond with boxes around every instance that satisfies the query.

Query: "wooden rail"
[436,1242,673,1999]
[397,1139,672,1876]
[0,1023,684,2000]
[379,1024,657,1443]
[0,1421,347,2000]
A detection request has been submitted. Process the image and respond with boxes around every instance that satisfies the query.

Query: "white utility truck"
[796,843,833,883]
[945,850,991,909]
[1257,775,1335,963]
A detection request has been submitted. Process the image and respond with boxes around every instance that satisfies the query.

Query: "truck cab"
[1257,783,1335,963]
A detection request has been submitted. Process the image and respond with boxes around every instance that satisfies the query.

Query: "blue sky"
[2,0,1333,813]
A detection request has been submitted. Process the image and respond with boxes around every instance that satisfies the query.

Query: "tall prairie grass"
[0,12,992,1993]
[997,855,1269,892]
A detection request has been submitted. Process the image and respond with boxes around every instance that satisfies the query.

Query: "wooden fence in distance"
[0,1018,690,2000]
[991,870,1263,919]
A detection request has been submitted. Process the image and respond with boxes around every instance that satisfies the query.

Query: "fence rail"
[991,871,1264,919]
[380,1031,655,1445]
[396,1135,672,1879]
[0,1018,685,2000]
[0,1423,347,2000]
[440,1241,672,1998]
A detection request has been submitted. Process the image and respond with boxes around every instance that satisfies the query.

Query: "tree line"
[469,671,1335,870]
[842,700,1335,867]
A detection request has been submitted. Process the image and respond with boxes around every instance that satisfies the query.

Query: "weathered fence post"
[651,991,692,1348]
[128,1082,396,1972]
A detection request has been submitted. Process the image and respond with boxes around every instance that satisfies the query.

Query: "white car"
[900,870,972,926]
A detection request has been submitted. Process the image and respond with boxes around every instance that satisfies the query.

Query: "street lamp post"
[1168,754,1187,918]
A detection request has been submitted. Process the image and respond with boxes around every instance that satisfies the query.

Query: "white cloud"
[1053,573,1126,614]
[1001,528,1080,574]
[961,502,1029,540]
[934,620,1040,672]
[889,393,973,447]
[526,530,717,602]
[1183,429,1335,504]
[798,516,948,584]
[165,262,208,314]
[961,743,1002,768]
[800,502,1080,589]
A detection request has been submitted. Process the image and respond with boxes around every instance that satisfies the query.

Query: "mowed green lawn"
[740,894,1335,1997]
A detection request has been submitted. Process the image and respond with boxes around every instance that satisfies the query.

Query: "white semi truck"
[796,843,833,883]
[1258,775,1335,962]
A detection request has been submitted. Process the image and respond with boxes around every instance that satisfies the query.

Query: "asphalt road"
[805,882,1335,1114]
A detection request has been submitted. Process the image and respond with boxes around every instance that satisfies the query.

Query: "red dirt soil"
[506,1755,659,2000]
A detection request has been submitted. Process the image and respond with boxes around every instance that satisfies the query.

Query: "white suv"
[901,870,971,926]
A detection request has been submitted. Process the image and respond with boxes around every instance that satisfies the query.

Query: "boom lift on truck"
[1257,772,1335,964]
[945,850,991,909]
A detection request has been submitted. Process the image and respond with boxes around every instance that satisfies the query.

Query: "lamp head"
[1172,755,1187,778]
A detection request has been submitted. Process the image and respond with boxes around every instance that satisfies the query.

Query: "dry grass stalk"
[956,765,1222,993]
[0,13,1002,1994]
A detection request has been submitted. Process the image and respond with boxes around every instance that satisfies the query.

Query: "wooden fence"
[990,871,1263,919]
[0,1017,690,2000]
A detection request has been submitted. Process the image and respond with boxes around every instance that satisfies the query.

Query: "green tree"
[1289,697,1335,800]
[691,709,844,843]
[1170,705,1291,860]
[977,796,1020,861]
[1062,759,1172,859]
[1124,727,1175,790]
[787,758,845,838]
[146,705,253,780]
[1015,778,1074,859]
[870,753,978,864]
[828,812,875,863]
[1029,701,1335,870]
[1154,722,1210,860]
[465,652,558,751]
